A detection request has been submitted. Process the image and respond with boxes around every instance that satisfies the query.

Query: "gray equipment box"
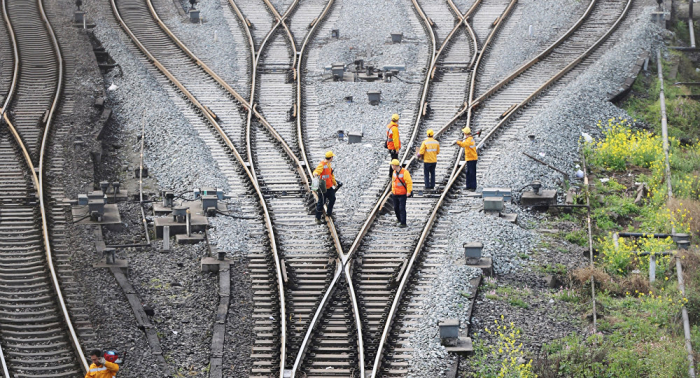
[482,187,512,203]
[464,242,483,264]
[348,132,363,144]
[439,319,460,339]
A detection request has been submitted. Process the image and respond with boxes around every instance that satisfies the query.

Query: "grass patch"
[539,263,567,275]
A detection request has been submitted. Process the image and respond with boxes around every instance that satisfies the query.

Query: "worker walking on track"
[313,151,340,224]
[386,114,401,177]
[455,127,478,191]
[390,159,412,228]
[418,129,440,190]
[85,349,119,378]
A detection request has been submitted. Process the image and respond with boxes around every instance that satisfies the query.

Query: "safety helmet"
[325,151,335,158]
[391,114,400,121]
[104,351,118,363]
[390,159,400,166]
[462,127,471,134]
[426,129,434,137]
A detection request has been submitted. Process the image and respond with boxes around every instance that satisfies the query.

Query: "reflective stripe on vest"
[90,367,107,372]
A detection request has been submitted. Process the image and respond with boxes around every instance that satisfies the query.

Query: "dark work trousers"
[466,160,477,190]
[392,194,407,225]
[388,150,399,177]
[316,187,336,219]
[423,162,436,189]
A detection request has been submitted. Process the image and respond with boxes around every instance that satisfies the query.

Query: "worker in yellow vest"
[418,129,440,190]
[390,159,412,228]
[455,127,478,191]
[313,151,340,224]
[386,114,401,177]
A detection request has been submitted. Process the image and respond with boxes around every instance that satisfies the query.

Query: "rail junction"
[0,0,655,377]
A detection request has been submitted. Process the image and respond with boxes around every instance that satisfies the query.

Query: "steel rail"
[373,1,631,374]
[415,0,598,144]
[240,0,298,175]
[369,1,517,375]
[109,1,290,374]
[148,1,347,376]
[146,0,315,190]
[283,0,373,374]
[291,0,500,373]
[290,0,436,374]
[0,0,16,113]
[127,0,343,375]
[0,0,89,373]
[234,1,352,374]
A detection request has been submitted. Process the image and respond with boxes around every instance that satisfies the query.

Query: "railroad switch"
[520,180,557,207]
[72,189,121,225]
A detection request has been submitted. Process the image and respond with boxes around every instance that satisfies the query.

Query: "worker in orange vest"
[85,349,119,378]
[418,129,440,190]
[313,151,340,224]
[455,127,478,191]
[386,114,401,177]
[390,159,412,228]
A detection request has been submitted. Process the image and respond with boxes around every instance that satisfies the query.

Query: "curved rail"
[368,0,517,375]
[118,0,343,375]
[1,0,89,373]
[110,0,290,374]
[0,0,16,113]
[291,0,512,374]
[228,0,364,374]
[373,0,632,375]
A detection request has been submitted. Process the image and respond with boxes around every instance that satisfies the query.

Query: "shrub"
[584,118,663,171]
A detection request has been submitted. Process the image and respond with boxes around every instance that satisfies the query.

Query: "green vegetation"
[539,263,567,275]
[535,288,692,377]
[535,49,700,375]
[467,317,537,378]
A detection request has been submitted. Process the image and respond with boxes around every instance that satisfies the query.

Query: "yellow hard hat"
[390,159,400,166]
[427,129,434,137]
[391,114,400,121]
[462,127,471,134]
[325,151,335,158]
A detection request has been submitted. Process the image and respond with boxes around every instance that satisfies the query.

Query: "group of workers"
[313,113,478,227]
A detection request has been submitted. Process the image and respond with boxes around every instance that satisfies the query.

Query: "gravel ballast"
[481,6,663,194]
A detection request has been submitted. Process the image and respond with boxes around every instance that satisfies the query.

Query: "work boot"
[315,218,323,225]
[399,223,408,228]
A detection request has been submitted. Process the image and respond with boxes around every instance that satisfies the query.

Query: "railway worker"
[85,349,119,378]
[313,151,338,224]
[455,127,478,191]
[418,129,440,190]
[390,159,413,228]
[386,114,401,177]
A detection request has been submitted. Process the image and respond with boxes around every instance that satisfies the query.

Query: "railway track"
[111,0,342,376]
[289,0,516,376]
[378,0,634,376]
[0,0,90,376]
[108,0,633,377]
[237,0,350,374]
